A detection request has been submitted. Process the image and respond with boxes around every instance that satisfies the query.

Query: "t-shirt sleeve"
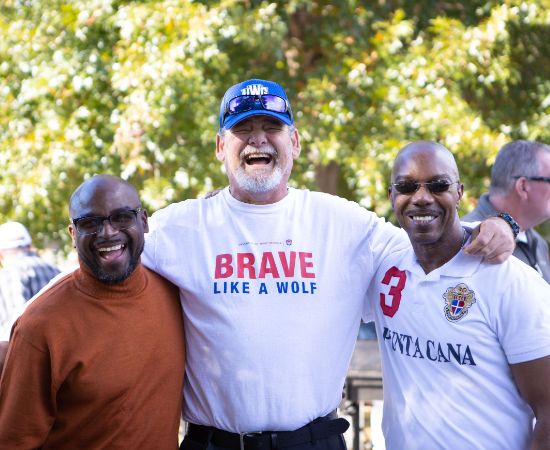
[366,214,410,274]
[142,205,167,272]
[142,200,192,273]
[495,262,550,364]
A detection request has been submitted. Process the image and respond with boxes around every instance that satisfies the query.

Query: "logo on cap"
[240,84,269,96]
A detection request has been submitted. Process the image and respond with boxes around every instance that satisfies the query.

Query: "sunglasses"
[72,208,142,236]
[224,94,291,120]
[513,175,550,184]
[391,180,460,195]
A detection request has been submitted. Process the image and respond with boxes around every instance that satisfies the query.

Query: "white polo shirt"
[365,244,550,449]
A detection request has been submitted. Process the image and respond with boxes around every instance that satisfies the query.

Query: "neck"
[488,193,527,230]
[412,225,466,274]
[228,184,289,205]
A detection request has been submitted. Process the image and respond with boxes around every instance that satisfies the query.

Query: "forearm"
[510,356,550,450]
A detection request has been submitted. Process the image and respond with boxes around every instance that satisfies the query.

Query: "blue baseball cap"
[219,78,294,130]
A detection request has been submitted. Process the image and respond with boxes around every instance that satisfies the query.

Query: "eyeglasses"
[391,180,460,195]
[224,94,292,120]
[513,176,550,184]
[72,208,142,236]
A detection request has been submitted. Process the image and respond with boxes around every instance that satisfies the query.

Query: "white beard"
[230,144,289,194]
[232,164,285,194]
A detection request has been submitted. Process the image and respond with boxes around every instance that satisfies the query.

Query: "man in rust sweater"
[0,175,185,449]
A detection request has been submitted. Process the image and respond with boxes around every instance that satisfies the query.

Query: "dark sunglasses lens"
[228,96,255,113]
[394,182,418,194]
[428,181,451,193]
[261,95,287,113]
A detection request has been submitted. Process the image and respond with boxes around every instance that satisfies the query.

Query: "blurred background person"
[463,140,550,283]
[0,221,60,333]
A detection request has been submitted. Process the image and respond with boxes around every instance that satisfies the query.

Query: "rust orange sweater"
[0,261,185,449]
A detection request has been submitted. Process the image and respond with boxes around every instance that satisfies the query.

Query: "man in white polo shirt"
[366,141,550,449]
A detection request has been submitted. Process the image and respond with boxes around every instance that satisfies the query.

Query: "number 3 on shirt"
[380,266,407,317]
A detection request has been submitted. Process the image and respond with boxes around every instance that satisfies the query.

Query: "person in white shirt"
[366,141,550,450]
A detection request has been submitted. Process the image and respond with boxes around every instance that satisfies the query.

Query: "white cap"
[0,221,32,250]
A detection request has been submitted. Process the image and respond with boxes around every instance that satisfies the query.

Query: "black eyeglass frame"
[512,175,550,184]
[390,180,461,195]
[223,94,293,122]
[71,207,143,236]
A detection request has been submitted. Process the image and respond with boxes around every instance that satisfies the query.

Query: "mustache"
[239,145,277,161]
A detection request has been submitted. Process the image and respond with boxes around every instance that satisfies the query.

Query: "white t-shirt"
[365,243,550,450]
[143,187,409,432]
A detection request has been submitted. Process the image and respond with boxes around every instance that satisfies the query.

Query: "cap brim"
[222,109,293,130]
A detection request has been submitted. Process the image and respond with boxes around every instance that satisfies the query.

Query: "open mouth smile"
[410,215,436,223]
[96,243,127,261]
[244,153,274,165]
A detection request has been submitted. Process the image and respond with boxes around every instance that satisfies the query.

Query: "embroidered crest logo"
[443,283,476,322]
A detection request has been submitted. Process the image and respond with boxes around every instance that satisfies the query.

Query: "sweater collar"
[73,258,148,299]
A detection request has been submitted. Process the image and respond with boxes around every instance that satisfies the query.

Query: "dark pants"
[180,434,347,450]
[179,412,348,450]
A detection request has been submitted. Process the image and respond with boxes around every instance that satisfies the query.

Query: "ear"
[290,128,301,160]
[456,183,464,211]
[68,224,77,247]
[457,182,464,201]
[140,209,149,233]
[388,186,396,209]
[216,133,225,162]
[514,177,529,200]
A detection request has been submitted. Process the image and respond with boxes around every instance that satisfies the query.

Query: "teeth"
[246,154,271,160]
[412,216,435,222]
[98,244,124,252]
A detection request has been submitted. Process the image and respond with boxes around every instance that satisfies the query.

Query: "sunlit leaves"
[1,0,549,252]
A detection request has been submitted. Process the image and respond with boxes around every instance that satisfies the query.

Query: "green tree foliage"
[1,0,549,253]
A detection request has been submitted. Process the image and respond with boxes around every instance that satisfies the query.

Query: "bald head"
[69,175,140,219]
[392,141,459,182]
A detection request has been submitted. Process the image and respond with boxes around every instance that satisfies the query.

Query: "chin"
[94,265,134,284]
[87,257,138,284]
[409,231,440,245]
[235,167,284,194]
